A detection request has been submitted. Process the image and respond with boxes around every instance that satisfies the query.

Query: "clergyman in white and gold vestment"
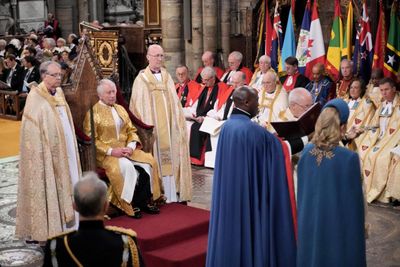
[129,44,192,203]
[84,79,162,217]
[254,71,288,133]
[359,77,400,203]
[16,61,81,242]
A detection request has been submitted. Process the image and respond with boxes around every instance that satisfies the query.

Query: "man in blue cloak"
[206,86,296,267]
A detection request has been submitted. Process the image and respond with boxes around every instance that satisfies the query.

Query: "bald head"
[233,86,259,117]
[288,87,313,118]
[231,71,246,89]
[147,44,164,71]
[228,51,243,71]
[202,51,215,67]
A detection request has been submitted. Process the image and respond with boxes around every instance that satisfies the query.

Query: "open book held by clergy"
[272,102,321,139]
[199,116,226,136]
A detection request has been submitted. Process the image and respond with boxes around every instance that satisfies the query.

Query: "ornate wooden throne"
[63,31,154,172]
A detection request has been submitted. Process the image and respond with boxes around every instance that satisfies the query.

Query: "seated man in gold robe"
[255,71,288,133]
[359,77,400,204]
[84,79,162,218]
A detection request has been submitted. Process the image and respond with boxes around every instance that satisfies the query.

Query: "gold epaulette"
[47,230,77,240]
[105,226,137,237]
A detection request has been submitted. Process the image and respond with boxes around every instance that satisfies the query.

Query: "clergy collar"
[150,68,161,74]
[232,107,252,118]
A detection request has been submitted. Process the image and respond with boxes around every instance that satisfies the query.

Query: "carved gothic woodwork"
[144,0,161,28]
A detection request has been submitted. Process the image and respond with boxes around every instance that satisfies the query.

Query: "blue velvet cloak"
[297,144,366,267]
[206,113,296,267]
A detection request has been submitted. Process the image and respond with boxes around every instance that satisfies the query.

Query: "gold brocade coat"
[16,82,81,242]
[83,102,162,216]
[129,67,192,201]
[358,93,400,203]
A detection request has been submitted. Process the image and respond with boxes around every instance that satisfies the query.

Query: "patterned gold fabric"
[16,82,81,241]
[83,102,162,215]
[129,67,192,201]
[358,93,400,203]
[345,97,375,150]
[257,85,288,132]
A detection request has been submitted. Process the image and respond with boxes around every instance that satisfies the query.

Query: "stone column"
[161,0,184,77]
[220,0,231,68]
[202,0,217,52]
[190,0,203,74]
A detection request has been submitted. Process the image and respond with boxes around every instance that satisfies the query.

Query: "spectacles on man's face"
[294,102,312,110]
[46,72,63,79]
[148,54,164,58]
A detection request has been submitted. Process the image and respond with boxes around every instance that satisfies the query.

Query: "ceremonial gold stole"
[259,86,282,126]
[348,98,375,147]
[143,68,173,176]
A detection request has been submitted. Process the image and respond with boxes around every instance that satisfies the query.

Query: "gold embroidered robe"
[16,82,81,241]
[256,86,288,132]
[129,67,192,201]
[345,97,375,150]
[83,102,162,215]
[358,93,400,203]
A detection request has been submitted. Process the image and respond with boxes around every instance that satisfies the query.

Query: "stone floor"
[0,159,399,266]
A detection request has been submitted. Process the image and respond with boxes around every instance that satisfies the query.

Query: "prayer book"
[199,116,225,136]
[0,80,11,90]
[271,102,321,139]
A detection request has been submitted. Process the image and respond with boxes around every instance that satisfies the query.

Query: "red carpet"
[106,203,210,267]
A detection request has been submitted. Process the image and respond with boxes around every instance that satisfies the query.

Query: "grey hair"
[201,66,216,79]
[340,58,353,67]
[232,71,246,83]
[39,61,61,75]
[74,171,108,217]
[97,78,116,96]
[229,51,243,62]
[0,39,6,47]
[259,55,271,64]
[288,87,312,105]
[57,38,66,46]
[44,38,56,49]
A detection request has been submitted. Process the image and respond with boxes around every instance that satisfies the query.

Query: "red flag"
[372,0,387,69]
[265,0,273,56]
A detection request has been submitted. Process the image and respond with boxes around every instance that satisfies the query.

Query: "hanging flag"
[305,0,326,79]
[295,0,311,75]
[372,0,387,69]
[355,0,373,83]
[265,0,273,56]
[271,1,283,71]
[326,0,343,81]
[280,7,296,72]
[352,20,361,75]
[254,0,267,65]
[342,0,354,60]
[384,0,400,80]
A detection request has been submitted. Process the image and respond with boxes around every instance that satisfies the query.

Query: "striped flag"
[372,0,387,69]
[342,0,354,60]
[280,7,296,72]
[383,0,400,80]
[271,1,283,71]
[295,0,311,75]
[305,0,326,79]
[326,0,343,81]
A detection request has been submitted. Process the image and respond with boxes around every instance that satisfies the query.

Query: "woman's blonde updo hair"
[311,107,343,149]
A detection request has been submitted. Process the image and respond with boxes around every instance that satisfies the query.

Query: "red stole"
[283,72,300,92]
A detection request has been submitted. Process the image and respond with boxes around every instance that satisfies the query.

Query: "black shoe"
[142,204,160,214]
[129,208,142,219]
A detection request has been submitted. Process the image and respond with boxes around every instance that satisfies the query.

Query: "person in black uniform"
[42,172,144,267]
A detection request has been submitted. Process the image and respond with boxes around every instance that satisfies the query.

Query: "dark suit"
[1,64,25,92]
[22,66,41,92]
[43,220,144,267]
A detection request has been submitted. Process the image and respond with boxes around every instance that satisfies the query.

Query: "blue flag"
[280,8,296,71]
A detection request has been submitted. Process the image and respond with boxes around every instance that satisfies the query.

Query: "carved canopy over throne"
[62,31,154,172]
